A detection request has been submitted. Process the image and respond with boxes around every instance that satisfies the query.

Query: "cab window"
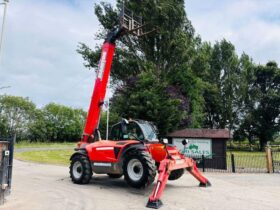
[127,122,144,140]
[110,122,144,141]
[110,124,122,140]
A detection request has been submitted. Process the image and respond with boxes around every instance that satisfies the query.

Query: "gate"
[272,146,280,173]
[187,147,280,174]
[0,136,15,205]
[193,153,267,173]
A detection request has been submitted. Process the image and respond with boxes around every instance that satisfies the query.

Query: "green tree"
[111,71,188,135]
[233,53,255,144]
[78,0,206,134]
[37,103,86,142]
[0,95,36,140]
[251,62,280,150]
[202,40,240,130]
[236,61,280,150]
[0,115,8,137]
[27,109,48,141]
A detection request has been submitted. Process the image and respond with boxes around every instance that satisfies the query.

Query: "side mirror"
[182,139,189,146]
[162,138,168,144]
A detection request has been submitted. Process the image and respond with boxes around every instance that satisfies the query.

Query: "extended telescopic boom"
[81,7,145,144]
[82,29,122,143]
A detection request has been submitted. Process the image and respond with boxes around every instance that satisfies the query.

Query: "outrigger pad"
[199,181,211,187]
[146,199,163,209]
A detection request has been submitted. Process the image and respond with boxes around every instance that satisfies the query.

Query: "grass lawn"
[15,149,74,165]
[227,150,280,168]
[15,141,76,149]
[227,151,264,155]
[226,151,267,169]
[14,142,278,169]
[15,149,270,168]
[15,142,76,165]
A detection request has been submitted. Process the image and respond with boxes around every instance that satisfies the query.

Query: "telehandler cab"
[70,6,210,209]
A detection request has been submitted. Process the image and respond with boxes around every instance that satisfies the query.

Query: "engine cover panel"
[85,140,139,162]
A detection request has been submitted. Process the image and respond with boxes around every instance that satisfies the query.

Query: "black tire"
[70,155,92,184]
[168,169,185,181]
[123,150,156,188]
[107,173,123,178]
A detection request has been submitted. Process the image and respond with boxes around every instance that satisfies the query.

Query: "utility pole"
[106,99,110,140]
[0,0,9,60]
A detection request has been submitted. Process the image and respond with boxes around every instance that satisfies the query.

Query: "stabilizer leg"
[147,156,211,209]
[187,161,211,187]
[146,160,169,209]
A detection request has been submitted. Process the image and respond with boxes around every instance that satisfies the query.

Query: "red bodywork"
[146,144,210,207]
[83,140,176,163]
[77,30,210,208]
[85,140,138,162]
[81,139,210,207]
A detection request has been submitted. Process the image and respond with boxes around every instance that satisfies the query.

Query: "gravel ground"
[1,160,280,210]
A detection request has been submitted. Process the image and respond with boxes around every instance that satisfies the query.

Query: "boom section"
[82,41,116,142]
[81,6,147,143]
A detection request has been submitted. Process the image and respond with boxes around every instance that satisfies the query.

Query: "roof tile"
[167,128,231,139]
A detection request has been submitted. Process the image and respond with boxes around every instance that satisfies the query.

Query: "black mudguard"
[119,143,146,160]
[70,148,87,161]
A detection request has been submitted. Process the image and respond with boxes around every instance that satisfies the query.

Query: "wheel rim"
[73,161,83,179]
[127,159,143,182]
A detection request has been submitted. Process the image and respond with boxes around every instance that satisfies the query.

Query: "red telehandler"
[70,7,211,209]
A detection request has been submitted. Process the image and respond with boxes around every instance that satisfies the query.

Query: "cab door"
[86,141,118,162]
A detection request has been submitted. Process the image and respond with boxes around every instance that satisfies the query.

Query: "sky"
[0,0,280,110]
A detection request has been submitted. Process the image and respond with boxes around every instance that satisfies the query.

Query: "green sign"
[173,138,212,158]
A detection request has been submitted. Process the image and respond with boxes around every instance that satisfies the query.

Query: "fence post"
[271,149,275,173]
[0,140,9,205]
[202,155,205,172]
[231,154,235,173]
[7,136,15,193]
[265,147,273,173]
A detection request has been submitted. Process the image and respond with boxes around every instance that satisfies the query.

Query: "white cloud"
[187,0,280,64]
[0,0,105,109]
[0,0,279,110]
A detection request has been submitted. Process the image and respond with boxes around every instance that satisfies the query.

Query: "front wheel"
[123,150,156,188]
[70,155,92,184]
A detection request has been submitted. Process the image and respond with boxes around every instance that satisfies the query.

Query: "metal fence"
[231,154,267,173]
[190,153,268,173]
[272,147,280,173]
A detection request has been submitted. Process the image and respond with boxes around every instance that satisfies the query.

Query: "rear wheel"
[168,169,185,181]
[70,155,92,184]
[107,173,123,178]
[123,150,156,188]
